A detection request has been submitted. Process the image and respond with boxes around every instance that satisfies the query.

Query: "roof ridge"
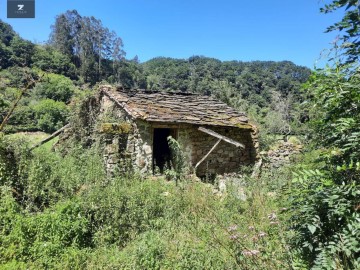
[117,88,199,97]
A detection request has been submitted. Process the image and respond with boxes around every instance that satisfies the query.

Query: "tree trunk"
[30,124,69,150]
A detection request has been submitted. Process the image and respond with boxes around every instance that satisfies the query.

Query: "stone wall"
[98,94,153,175]
[261,141,303,169]
[178,126,257,177]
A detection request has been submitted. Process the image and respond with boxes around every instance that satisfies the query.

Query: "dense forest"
[0,1,359,269]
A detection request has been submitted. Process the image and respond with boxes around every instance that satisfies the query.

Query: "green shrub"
[32,73,76,103]
[166,135,187,183]
[288,66,360,269]
[131,231,165,270]
[82,176,168,247]
[289,167,360,269]
[31,46,77,79]
[32,99,68,133]
[0,136,32,193]
[24,147,105,210]
[0,199,90,268]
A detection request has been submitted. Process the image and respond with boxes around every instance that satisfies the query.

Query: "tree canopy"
[49,10,126,84]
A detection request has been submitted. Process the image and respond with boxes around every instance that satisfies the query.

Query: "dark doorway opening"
[153,128,177,174]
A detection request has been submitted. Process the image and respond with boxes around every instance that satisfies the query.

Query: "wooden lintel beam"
[150,123,183,129]
[198,126,245,149]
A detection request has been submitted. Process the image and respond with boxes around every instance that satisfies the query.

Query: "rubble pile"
[261,141,303,168]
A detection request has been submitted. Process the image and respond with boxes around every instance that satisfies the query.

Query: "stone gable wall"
[99,94,153,175]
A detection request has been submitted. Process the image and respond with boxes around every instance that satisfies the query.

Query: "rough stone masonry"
[60,85,259,177]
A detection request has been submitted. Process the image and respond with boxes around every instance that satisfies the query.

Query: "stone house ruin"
[79,85,259,177]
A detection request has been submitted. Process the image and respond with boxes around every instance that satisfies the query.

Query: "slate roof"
[100,85,252,129]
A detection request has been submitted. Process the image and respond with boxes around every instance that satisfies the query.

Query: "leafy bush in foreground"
[288,67,360,269]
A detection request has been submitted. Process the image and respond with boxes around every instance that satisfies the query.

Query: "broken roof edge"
[99,85,138,117]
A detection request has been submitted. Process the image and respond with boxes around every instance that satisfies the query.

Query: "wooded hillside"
[0,11,311,138]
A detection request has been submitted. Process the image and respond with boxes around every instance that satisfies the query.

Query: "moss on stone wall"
[100,122,132,134]
[235,123,253,130]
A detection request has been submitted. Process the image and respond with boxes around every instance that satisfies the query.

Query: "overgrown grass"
[0,136,293,269]
[7,131,59,152]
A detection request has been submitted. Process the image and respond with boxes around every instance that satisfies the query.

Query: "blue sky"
[0,0,343,68]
